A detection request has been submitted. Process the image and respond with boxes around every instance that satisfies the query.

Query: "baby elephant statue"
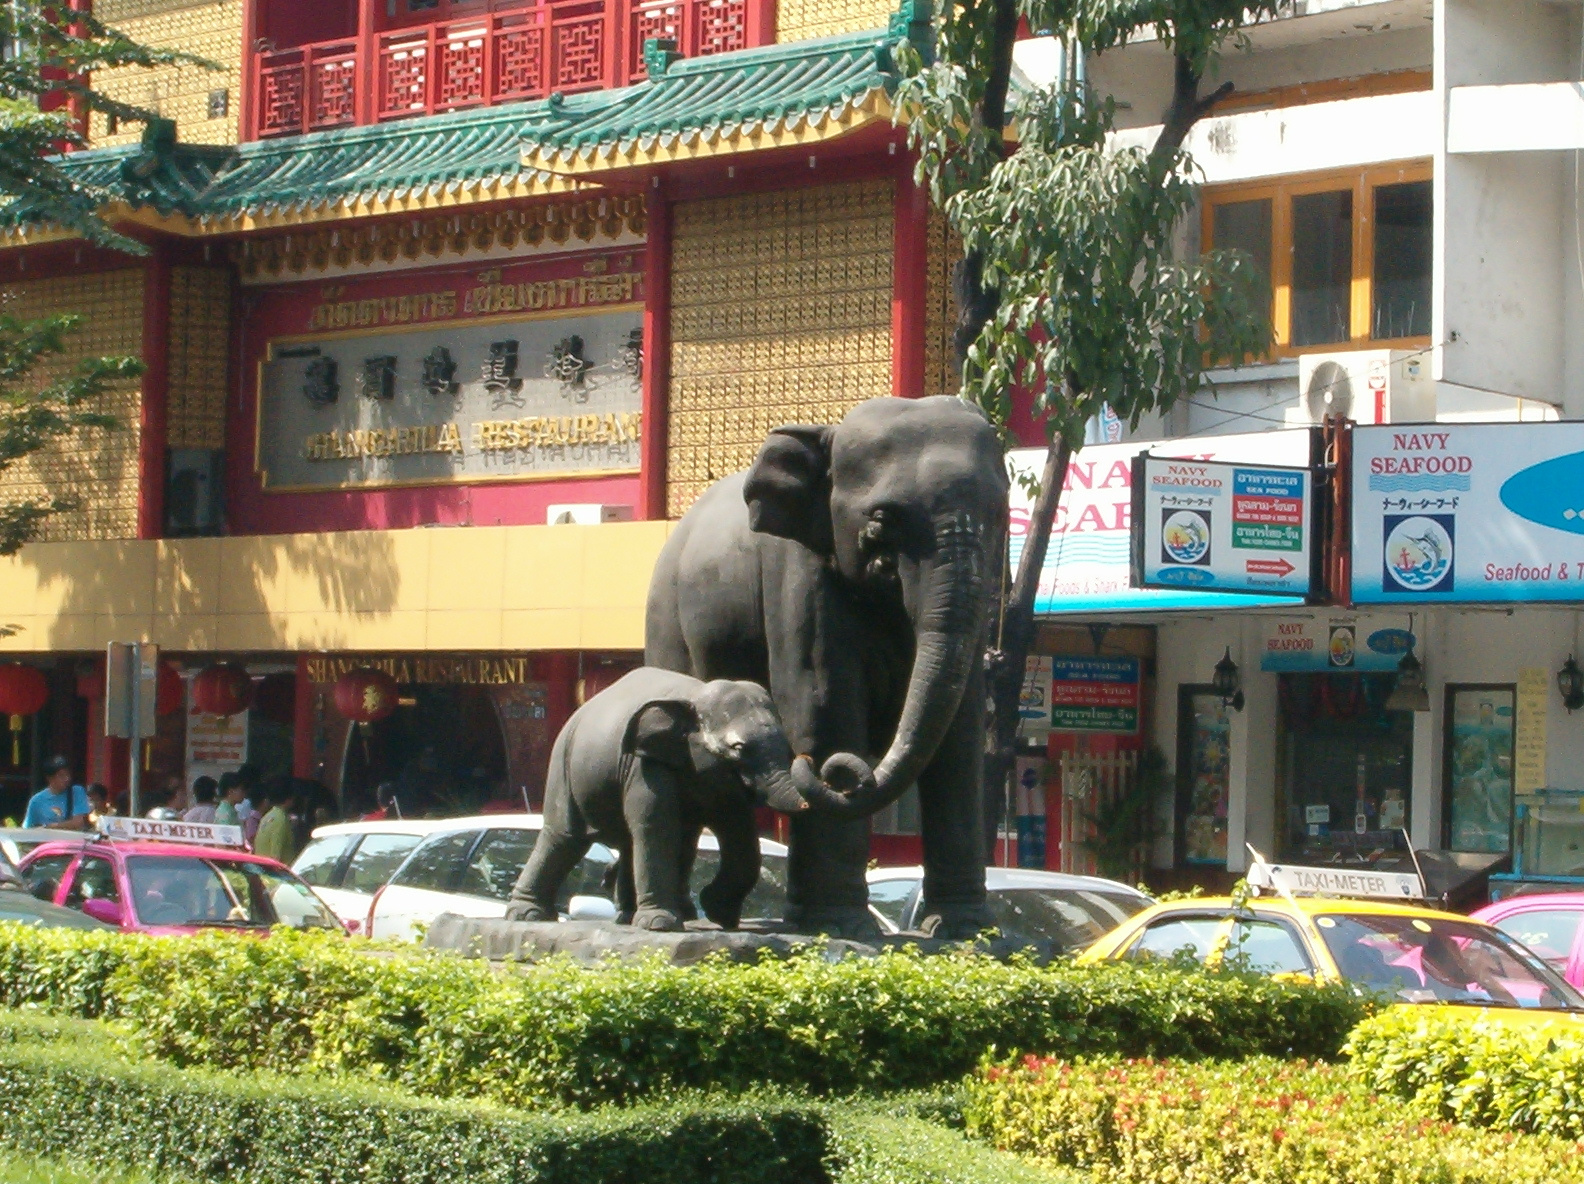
[505,667,872,932]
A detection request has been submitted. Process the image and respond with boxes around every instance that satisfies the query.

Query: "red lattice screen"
[250,0,767,138]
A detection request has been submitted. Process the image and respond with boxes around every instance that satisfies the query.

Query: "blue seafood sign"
[1352,425,1584,604]
[1498,450,1584,536]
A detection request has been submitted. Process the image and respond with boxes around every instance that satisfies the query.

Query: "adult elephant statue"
[646,396,1009,938]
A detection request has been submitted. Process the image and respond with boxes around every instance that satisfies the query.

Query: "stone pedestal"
[423,914,1055,965]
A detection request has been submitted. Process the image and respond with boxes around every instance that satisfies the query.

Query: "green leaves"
[0,924,1367,1109]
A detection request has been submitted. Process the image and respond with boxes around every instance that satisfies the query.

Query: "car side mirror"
[81,898,124,926]
[565,894,617,922]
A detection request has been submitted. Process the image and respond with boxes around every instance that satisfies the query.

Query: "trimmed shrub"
[0,924,1369,1106]
[964,1053,1584,1184]
[0,1011,1064,1184]
[1346,1007,1584,1138]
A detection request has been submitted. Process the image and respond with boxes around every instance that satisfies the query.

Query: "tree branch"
[1149,51,1234,175]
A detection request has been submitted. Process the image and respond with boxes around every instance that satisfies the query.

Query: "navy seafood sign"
[1351,423,1584,603]
[1131,454,1315,598]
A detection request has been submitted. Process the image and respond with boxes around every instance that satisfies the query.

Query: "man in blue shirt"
[23,756,90,830]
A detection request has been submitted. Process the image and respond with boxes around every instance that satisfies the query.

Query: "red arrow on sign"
[1246,557,1295,577]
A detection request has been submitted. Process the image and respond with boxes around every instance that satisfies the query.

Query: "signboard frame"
[1350,421,1584,605]
[1130,453,1321,600]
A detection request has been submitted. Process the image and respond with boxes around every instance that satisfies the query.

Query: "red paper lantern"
[0,664,48,765]
[192,663,252,718]
[332,667,399,725]
[155,664,184,717]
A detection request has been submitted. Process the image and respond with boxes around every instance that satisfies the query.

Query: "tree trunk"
[983,433,1072,857]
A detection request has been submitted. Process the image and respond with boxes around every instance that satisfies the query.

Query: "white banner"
[1352,423,1584,604]
[1018,656,1053,741]
[1010,429,1313,614]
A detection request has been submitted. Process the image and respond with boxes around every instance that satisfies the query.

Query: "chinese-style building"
[0,0,960,849]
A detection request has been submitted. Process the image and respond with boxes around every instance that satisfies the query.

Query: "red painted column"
[137,242,172,539]
[747,0,777,50]
[355,0,376,127]
[639,180,672,520]
[241,0,261,140]
[891,154,929,399]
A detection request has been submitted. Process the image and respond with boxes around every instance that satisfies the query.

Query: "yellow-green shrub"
[1346,1007,1584,1138]
[965,1053,1584,1184]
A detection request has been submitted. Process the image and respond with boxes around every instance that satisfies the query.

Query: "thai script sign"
[1048,656,1141,734]
[1009,429,1314,614]
[256,252,643,491]
[1132,455,1314,597]
[1352,423,1584,603]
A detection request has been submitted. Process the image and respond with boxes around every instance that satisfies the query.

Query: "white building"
[1008,0,1584,890]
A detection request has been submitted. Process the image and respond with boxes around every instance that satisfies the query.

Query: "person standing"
[251,781,297,865]
[183,776,219,824]
[214,772,245,827]
[23,757,90,830]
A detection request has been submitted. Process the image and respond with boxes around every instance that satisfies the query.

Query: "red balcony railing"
[250,0,754,139]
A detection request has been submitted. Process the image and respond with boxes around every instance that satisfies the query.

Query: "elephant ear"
[743,424,835,554]
[620,700,698,771]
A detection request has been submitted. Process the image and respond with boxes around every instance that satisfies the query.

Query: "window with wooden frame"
[1201,161,1432,358]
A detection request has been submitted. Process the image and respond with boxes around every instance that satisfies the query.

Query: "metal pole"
[128,663,142,819]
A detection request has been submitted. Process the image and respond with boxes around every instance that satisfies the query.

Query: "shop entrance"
[1276,673,1414,861]
[341,683,508,817]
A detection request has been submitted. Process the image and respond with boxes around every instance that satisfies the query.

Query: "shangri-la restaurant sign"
[306,655,531,686]
[255,251,644,491]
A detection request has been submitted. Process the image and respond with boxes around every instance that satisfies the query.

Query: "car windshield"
[128,855,340,931]
[689,849,788,921]
[987,888,1150,949]
[1316,912,1584,1011]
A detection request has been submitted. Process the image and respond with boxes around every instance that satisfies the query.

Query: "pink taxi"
[19,822,342,936]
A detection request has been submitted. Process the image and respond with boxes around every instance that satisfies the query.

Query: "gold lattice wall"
[167,267,230,450]
[777,0,897,42]
[0,272,144,541]
[667,179,894,517]
[88,0,244,148]
[923,211,964,400]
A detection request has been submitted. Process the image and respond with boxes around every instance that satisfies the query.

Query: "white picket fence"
[1056,749,1142,878]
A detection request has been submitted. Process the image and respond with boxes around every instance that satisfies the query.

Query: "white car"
[0,828,84,868]
[366,813,791,941]
[291,819,444,932]
[866,865,1153,951]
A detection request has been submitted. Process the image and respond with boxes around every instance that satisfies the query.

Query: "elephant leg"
[699,808,761,930]
[914,659,991,940]
[674,822,702,923]
[623,759,685,931]
[613,841,636,925]
[507,741,588,922]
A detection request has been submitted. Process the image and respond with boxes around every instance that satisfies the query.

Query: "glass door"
[1177,686,1232,867]
[1444,684,1515,853]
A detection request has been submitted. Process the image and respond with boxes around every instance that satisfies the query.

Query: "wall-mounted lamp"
[1212,647,1244,712]
[1559,656,1584,713]
[1385,648,1430,713]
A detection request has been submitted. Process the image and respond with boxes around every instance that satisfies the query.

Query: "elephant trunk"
[803,510,988,817]
[754,765,813,814]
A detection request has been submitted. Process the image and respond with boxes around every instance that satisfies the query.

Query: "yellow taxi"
[1078,888,1584,1028]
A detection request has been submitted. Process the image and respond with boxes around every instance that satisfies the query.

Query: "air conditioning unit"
[1289,350,1435,426]
[545,503,635,525]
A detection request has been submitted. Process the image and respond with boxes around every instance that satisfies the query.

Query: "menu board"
[1515,668,1550,794]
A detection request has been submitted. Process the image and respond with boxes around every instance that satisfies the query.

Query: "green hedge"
[965,1052,1584,1184]
[0,925,1368,1107]
[1346,1007,1584,1139]
[0,1012,1069,1184]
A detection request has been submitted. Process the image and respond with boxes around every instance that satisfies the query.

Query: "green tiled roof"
[6,7,923,233]
[523,25,907,170]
